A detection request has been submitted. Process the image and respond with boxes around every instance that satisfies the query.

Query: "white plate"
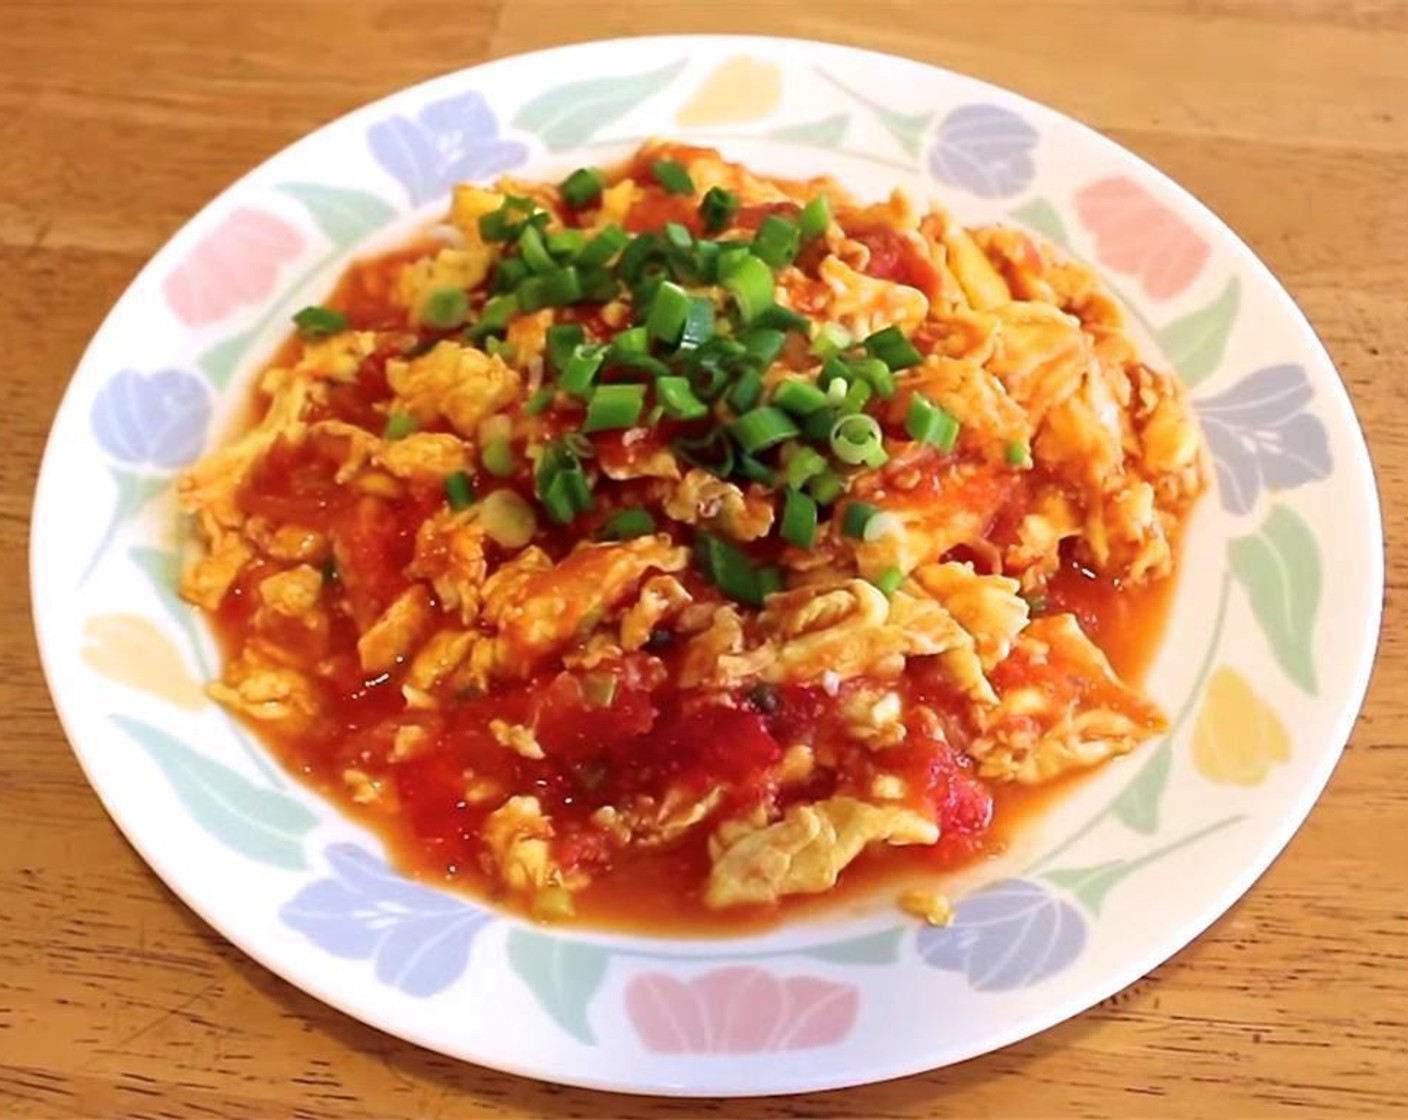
[31,35,1382,1096]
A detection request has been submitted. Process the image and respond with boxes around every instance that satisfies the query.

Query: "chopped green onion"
[546,323,585,373]
[518,224,556,273]
[578,267,619,302]
[830,413,883,465]
[546,228,587,260]
[810,321,852,358]
[840,377,874,416]
[612,326,649,353]
[584,384,646,433]
[773,379,830,418]
[540,473,576,524]
[727,368,764,413]
[751,303,810,333]
[482,437,516,477]
[720,254,775,324]
[535,441,594,524]
[752,214,801,269]
[807,468,845,505]
[736,454,777,486]
[576,224,629,268]
[818,355,851,392]
[863,325,923,371]
[293,305,348,339]
[872,567,904,597]
[1005,439,1030,466]
[646,281,692,346]
[784,446,828,489]
[616,232,665,283]
[652,159,695,195]
[799,193,832,239]
[560,166,605,209]
[612,351,672,378]
[699,186,740,233]
[559,344,606,399]
[674,429,736,478]
[656,376,709,421]
[421,288,468,329]
[525,387,554,415]
[481,489,538,548]
[841,500,881,540]
[906,395,960,452]
[688,238,722,284]
[803,404,840,442]
[731,406,801,454]
[780,488,818,549]
[444,471,475,511]
[478,195,540,242]
[598,509,657,541]
[694,531,768,606]
[492,257,529,293]
[485,337,517,362]
[1022,591,1049,615]
[663,221,693,250]
[465,293,518,341]
[849,356,896,399]
[383,412,417,441]
[740,328,786,367]
[679,297,716,350]
[516,266,583,311]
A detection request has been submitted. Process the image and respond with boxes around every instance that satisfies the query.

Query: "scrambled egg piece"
[706,797,938,907]
[386,341,521,437]
[357,586,434,673]
[815,255,928,337]
[663,469,774,541]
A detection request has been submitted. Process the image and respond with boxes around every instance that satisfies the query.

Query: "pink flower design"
[625,966,859,1053]
[1075,177,1209,300]
[163,209,304,326]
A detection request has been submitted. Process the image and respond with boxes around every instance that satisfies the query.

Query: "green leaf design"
[81,469,170,585]
[113,714,317,868]
[1042,860,1130,915]
[1157,277,1240,388]
[129,545,210,676]
[279,183,396,250]
[198,330,254,389]
[1009,197,1073,252]
[1108,739,1171,835]
[514,60,687,152]
[814,69,930,158]
[801,926,904,965]
[1230,505,1321,694]
[506,929,609,1044]
[768,113,850,147]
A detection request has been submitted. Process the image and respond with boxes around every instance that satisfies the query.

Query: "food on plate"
[178,141,1205,928]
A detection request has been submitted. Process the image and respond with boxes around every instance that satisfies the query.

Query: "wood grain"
[2,1,1404,1115]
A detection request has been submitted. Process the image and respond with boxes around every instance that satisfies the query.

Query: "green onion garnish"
[840,377,874,416]
[731,406,801,454]
[751,303,810,333]
[579,267,619,302]
[849,356,896,399]
[752,214,801,269]
[492,257,529,293]
[485,337,517,362]
[663,221,693,250]
[699,186,740,233]
[773,380,830,418]
[525,387,554,415]
[736,454,778,486]
[559,344,606,399]
[584,384,647,433]
[740,327,786,367]
[674,429,736,478]
[613,326,649,353]
[444,471,475,511]
[784,446,828,489]
[807,468,845,505]
[780,488,818,549]
[798,193,832,239]
[656,376,709,421]
[841,500,881,540]
[719,254,775,324]
[906,395,960,452]
[478,195,539,242]
[810,321,852,358]
[560,167,605,209]
[482,437,516,478]
[535,440,594,524]
[421,288,468,329]
[518,224,556,273]
[829,413,884,466]
[646,281,692,346]
[695,531,769,606]
[465,293,518,341]
[1005,439,1030,466]
[546,323,585,374]
[546,228,587,260]
[864,325,923,371]
[652,159,695,195]
[293,305,347,339]
[516,266,583,312]
[598,509,657,541]
[383,412,417,441]
[576,224,629,269]
[803,404,840,443]
[872,567,904,597]
[727,368,764,413]
[679,297,716,350]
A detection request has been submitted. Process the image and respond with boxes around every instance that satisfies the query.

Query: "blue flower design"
[916,878,1086,992]
[369,90,529,208]
[281,844,494,997]
[90,368,211,469]
[927,104,1039,199]
[1196,363,1333,516]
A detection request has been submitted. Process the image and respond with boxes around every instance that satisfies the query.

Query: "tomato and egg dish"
[179,142,1205,929]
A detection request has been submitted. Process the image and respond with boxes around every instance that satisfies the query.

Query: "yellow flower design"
[81,614,207,711]
[676,57,783,127]
[1192,667,1290,786]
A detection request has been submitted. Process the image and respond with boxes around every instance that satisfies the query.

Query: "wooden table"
[3,2,1404,1115]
